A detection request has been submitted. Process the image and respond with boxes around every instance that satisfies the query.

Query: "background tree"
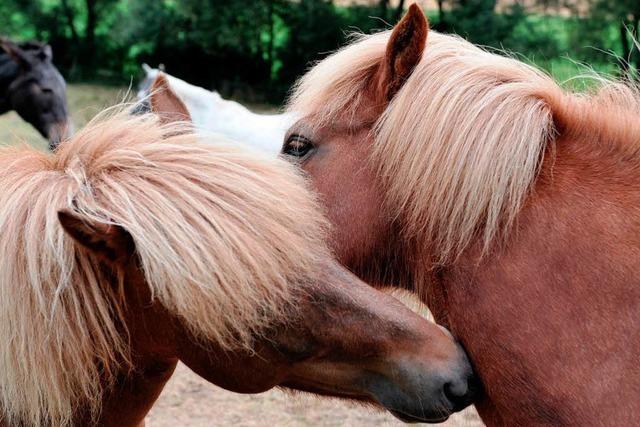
[591,0,640,77]
[2,0,639,101]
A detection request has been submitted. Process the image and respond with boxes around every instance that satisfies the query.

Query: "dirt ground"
[146,363,483,427]
[1,85,484,427]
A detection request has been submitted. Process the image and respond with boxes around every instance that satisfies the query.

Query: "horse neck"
[158,73,290,154]
[552,93,640,159]
[172,80,290,153]
[91,262,178,426]
[429,132,640,424]
[0,54,18,112]
[165,75,217,108]
[163,74,281,121]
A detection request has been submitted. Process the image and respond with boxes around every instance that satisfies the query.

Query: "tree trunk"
[393,0,406,22]
[267,0,275,80]
[379,0,389,20]
[633,14,639,80]
[619,20,631,76]
[85,0,97,68]
[60,0,80,45]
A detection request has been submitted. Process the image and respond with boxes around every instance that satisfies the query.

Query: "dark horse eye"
[283,134,314,158]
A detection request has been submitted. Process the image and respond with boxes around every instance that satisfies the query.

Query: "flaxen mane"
[0,110,328,426]
[288,30,640,262]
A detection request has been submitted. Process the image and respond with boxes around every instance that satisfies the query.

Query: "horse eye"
[283,135,314,158]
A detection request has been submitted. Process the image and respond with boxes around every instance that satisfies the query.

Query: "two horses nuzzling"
[0,80,476,426]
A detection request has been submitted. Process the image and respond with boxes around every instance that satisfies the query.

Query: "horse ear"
[142,63,152,75]
[0,38,33,70]
[150,72,192,125]
[37,44,52,62]
[58,209,135,264]
[376,3,428,101]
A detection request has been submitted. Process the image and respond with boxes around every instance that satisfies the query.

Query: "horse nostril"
[443,374,478,411]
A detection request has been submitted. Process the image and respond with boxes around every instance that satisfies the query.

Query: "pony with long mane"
[283,4,640,425]
[135,64,293,155]
[0,80,477,426]
[0,39,70,149]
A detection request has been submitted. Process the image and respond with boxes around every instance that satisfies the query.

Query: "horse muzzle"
[47,120,73,150]
[367,342,479,423]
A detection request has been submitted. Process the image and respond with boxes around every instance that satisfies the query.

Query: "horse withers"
[283,4,640,425]
[0,39,71,150]
[0,78,477,426]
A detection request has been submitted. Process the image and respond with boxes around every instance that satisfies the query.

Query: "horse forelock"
[0,109,328,426]
[287,32,384,127]
[288,30,640,264]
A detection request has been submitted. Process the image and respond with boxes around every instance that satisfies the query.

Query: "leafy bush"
[2,0,638,103]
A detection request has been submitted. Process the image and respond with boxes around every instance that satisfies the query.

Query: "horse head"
[1,39,71,149]
[0,77,476,425]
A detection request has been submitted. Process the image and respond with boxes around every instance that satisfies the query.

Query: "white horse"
[136,64,295,155]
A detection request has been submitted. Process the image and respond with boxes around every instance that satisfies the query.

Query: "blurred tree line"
[1,0,638,103]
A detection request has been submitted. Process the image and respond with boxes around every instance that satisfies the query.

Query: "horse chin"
[47,120,73,150]
[389,409,450,424]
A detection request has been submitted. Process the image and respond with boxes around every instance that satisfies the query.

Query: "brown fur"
[285,4,640,425]
[0,94,475,424]
[377,4,428,101]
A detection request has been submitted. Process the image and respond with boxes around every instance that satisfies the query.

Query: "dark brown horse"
[283,4,640,425]
[0,78,476,427]
[0,38,70,149]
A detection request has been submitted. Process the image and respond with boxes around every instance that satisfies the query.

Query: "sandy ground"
[1,85,484,427]
[146,363,483,427]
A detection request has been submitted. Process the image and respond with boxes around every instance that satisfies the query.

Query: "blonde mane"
[0,111,328,426]
[288,30,640,263]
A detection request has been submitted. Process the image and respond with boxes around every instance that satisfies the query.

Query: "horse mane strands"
[289,31,560,262]
[289,29,640,263]
[288,33,388,127]
[373,31,560,262]
[0,109,328,426]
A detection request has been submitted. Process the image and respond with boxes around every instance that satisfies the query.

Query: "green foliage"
[439,0,525,47]
[2,0,639,103]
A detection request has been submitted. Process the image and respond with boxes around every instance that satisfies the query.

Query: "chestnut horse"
[0,79,476,427]
[283,4,640,425]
